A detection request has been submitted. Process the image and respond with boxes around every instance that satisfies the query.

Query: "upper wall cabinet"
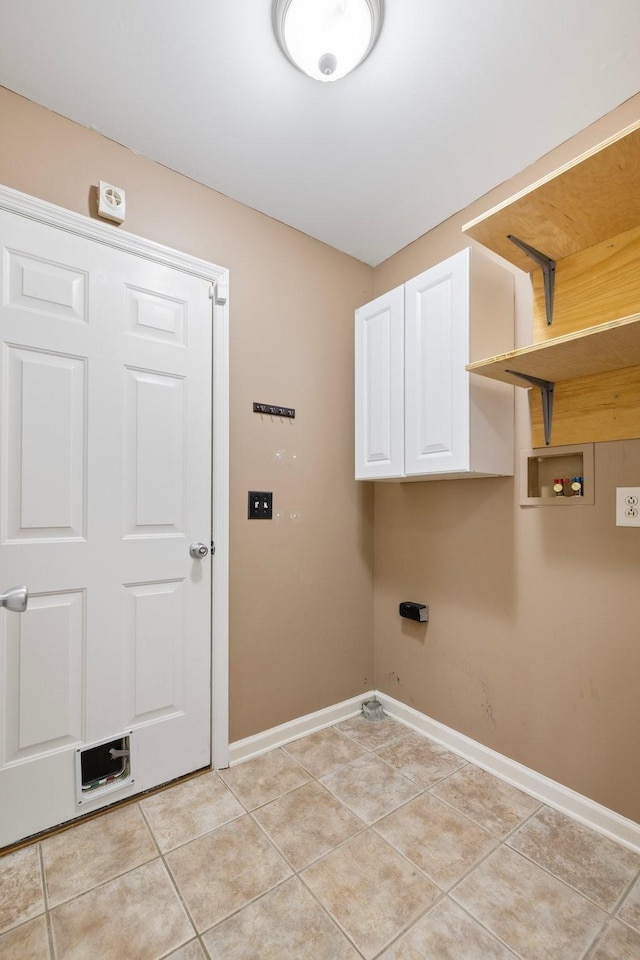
[463,121,640,448]
[355,248,514,481]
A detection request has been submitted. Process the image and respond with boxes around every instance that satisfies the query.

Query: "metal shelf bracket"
[508,235,556,326]
[506,370,555,446]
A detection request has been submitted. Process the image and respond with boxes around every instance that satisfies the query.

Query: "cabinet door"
[355,286,404,479]
[404,250,469,475]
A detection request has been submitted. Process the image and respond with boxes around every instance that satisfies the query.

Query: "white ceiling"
[1,1,639,265]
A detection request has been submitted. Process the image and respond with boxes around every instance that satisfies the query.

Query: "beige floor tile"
[6,737,635,960]
[253,780,365,870]
[321,753,420,824]
[140,771,243,851]
[432,764,540,837]
[375,792,497,889]
[508,806,640,910]
[301,829,440,959]
[0,915,50,960]
[335,715,407,750]
[452,845,606,960]
[376,730,467,788]
[165,814,292,931]
[586,919,640,959]
[379,897,518,959]
[617,872,640,931]
[202,876,361,959]
[42,803,158,907]
[282,727,366,777]
[164,940,208,960]
[219,748,311,810]
[49,859,193,960]
[0,844,44,934]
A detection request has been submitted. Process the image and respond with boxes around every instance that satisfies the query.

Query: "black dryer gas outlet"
[399,601,429,622]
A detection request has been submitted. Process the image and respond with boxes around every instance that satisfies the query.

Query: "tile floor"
[1,715,640,959]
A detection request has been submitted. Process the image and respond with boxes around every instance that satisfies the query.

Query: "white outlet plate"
[616,487,640,526]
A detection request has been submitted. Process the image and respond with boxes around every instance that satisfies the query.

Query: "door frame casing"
[0,184,230,769]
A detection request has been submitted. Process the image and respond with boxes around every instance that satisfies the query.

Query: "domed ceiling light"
[274,0,383,82]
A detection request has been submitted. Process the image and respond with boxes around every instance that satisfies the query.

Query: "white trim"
[228,693,371,766]
[376,691,640,854]
[230,689,640,853]
[0,185,225,283]
[0,184,230,776]
[211,275,230,769]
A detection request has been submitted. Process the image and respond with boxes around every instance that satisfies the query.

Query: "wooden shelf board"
[462,121,640,273]
[467,313,640,386]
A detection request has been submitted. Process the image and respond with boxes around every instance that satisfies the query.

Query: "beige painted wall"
[373,94,640,822]
[2,82,639,822]
[0,86,375,743]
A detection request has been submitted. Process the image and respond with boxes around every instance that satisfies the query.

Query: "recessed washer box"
[519,443,594,505]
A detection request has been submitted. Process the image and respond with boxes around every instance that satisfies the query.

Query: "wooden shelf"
[462,121,640,273]
[466,313,640,387]
[462,121,640,447]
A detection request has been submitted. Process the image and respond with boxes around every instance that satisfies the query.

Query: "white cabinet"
[355,248,514,480]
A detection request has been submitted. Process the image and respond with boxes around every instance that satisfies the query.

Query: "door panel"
[4,346,86,540]
[4,589,84,762]
[414,275,453,458]
[0,210,212,846]
[6,249,88,322]
[405,251,469,475]
[124,367,186,535]
[125,285,186,343]
[354,285,404,479]
[123,578,186,723]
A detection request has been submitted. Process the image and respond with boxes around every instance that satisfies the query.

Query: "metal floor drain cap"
[362,698,385,722]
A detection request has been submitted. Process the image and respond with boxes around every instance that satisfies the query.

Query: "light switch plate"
[248,491,273,519]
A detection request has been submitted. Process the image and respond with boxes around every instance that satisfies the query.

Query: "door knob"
[189,542,209,560]
[0,585,28,613]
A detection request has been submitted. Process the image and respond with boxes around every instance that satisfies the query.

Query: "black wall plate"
[248,491,273,519]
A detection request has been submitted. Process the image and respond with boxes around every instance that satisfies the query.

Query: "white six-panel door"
[0,209,214,846]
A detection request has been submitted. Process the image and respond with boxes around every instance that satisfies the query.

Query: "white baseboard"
[376,691,640,854]
[228,693,372,765]
[228,689,640,853]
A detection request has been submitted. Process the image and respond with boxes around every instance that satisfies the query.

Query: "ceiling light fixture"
[274,0,383,83]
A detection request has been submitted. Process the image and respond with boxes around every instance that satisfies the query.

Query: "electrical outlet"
[616,487,640,526]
